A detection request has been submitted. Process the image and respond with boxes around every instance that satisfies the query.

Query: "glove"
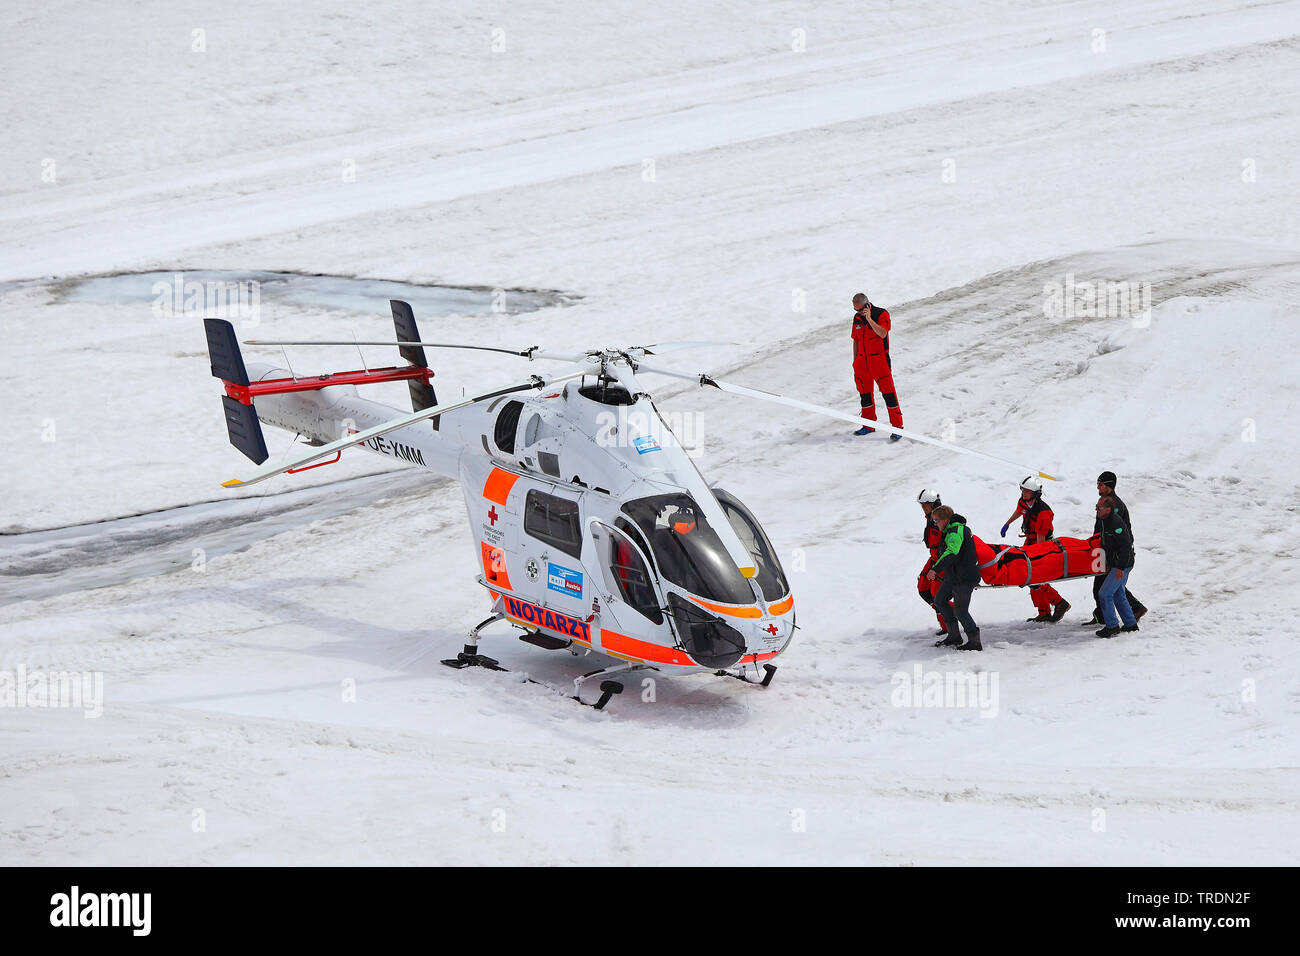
[1000,523,1010,538]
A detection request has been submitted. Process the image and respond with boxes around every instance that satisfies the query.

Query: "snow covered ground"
[2,0,1298,864]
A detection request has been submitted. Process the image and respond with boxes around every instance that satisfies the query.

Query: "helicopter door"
[515,485,589,613]
[587,519,667,630]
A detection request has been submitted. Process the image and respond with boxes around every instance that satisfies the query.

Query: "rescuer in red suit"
[916,488,951,635]
[998,476,1071,622]
[851,292,904,440]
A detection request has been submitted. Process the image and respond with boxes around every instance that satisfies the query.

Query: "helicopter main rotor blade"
[629,341,740,355]
[222,363,594,488]
[243,339,588,363]
[632,360,1057,481]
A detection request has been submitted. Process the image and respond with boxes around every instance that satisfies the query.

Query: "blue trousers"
[1099,567,1136,628]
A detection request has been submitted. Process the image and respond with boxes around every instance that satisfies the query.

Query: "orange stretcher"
[972,534,1103,588]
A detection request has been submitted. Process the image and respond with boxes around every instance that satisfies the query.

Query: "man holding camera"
[850,292,904,440]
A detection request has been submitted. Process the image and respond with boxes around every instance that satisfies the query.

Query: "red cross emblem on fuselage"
[765,624,778,635]
[488,507,499,525]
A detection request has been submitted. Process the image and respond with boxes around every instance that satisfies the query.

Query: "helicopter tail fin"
[204,318,270,465]
[390,300,439,425]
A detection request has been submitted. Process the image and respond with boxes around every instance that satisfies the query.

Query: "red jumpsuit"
[917,516,950,631]
[852,304,904,429]
[1015,498,1064,615]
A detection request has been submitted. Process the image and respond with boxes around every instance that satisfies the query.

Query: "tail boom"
[219,365,434,405]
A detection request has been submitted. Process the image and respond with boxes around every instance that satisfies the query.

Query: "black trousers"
[1092,573,1145,614]
[935,579,978,638]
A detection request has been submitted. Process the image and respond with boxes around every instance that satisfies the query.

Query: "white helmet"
[1019,475,1043,494]
[917,488,941,504]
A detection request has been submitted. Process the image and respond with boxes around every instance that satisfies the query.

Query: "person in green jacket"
[926,506,982,651]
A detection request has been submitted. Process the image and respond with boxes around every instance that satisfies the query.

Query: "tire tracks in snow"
[0,469,442,606]
[3,701,1295,816]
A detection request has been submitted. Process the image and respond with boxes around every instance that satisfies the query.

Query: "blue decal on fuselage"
[547,563,583,599]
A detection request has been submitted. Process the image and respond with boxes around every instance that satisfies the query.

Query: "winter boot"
[934,633,963,648]
[958,631,982,651]
[1120,624,1139,633]
[1026,612,1053,623]
[1049,599,1071,622]
[1080,610,1102,626]
[1095,626,1121,639]
[853,426,875,436]
[1135,605,1148,622]
[889,433,902,442]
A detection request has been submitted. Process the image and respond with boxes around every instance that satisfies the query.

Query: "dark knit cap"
[1097,471,1117,486]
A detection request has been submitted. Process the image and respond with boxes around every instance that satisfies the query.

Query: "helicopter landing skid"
[573,661,653,710]
[715,663,778,687]
[440,644,508,671]
[440,612,510,670]
[442,649,625,710]
[441,612,632,711]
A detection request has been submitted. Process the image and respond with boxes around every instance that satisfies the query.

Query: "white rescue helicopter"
[205,300,1053,708]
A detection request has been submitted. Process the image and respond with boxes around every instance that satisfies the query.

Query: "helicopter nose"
[747,614,791,654]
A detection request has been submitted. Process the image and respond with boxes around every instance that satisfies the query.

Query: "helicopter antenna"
[244,338,585,363]
[351,331,369,375]
[279,345,297,382]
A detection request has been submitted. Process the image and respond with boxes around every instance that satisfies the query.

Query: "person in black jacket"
[1095,496,1138,638]
[926,506,981,651]
[1083,471,1148,625]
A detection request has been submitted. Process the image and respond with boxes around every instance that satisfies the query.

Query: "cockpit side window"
[609,518,663,625]
[621,494,754,605]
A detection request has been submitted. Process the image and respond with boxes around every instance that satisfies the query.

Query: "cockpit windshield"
[621,494,755,605]
[714,489,790,602]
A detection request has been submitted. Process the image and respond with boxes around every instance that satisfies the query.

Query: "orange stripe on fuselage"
[601,629,698,667]
[768,594,794,616]
[688,596,762,619]
[483,467,520,505]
